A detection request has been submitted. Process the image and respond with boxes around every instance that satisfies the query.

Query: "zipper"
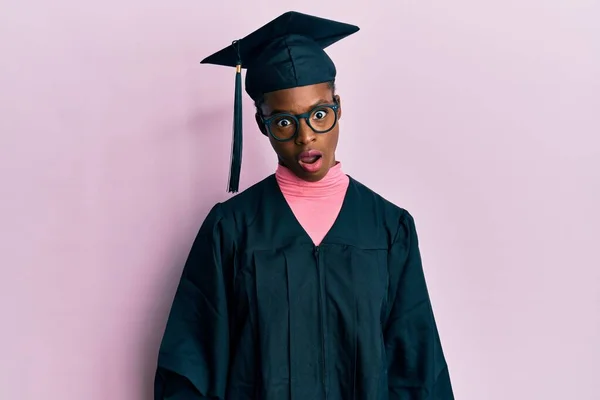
[314,245,328,399]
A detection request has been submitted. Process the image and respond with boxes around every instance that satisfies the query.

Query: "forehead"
[261,82,333,114]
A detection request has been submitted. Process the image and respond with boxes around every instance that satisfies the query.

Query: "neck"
[275,162,348,198]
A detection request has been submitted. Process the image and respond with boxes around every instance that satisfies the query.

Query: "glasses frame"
[259,102,340,142]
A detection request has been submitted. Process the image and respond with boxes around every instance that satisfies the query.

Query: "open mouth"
[299,154,322,164]
[298,150,323,162]
[297,150,324,173]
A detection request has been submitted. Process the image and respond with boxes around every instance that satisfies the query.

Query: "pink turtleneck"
[275,162,350,246]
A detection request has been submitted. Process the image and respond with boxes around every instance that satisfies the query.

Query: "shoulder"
[207,175,275,232]
[349,176,416,241]
[221,174,273,211]
[349,176,410,219]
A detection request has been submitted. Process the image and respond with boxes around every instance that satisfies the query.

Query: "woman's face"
[256,82,342,182]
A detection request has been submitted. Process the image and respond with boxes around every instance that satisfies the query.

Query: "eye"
[276,118,293,128]
[313,109,328,120]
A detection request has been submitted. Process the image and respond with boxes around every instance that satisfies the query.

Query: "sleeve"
[384,210,454,399]
[154,203,234,400]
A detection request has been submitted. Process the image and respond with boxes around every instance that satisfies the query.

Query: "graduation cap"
[201,11,359,193]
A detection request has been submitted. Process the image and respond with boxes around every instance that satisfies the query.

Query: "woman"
[155,11,454,400]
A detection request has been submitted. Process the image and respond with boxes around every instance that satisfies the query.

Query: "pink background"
[1,0,599,399]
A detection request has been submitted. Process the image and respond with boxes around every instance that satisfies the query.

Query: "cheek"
[324,130,340,153]
[269,139,296,159]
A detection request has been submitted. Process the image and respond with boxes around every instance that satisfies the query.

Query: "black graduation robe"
[154,175,454,399]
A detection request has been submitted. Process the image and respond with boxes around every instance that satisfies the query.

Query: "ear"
[255,113,268,136]
[335,95,342,120]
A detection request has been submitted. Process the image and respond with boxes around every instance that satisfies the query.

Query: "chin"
[284,158,331,181]
[299,168,328,182]
[301,174,322,182]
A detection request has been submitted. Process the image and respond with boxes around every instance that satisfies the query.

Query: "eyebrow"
[267,98,334,116]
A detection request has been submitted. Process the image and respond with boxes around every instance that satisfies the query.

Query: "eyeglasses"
[260,102,340,142]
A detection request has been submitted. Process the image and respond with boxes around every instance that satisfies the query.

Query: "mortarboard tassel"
[228,40,243,193]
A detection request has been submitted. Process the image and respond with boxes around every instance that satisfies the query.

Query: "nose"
[294,118,316,145]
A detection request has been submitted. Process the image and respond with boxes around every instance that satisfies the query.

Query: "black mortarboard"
[201,11,359,193]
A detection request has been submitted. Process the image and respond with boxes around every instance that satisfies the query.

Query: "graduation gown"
[154,175,454,399]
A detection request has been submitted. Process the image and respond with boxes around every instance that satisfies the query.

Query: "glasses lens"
[308,106,336,133]
[268,114,297,141]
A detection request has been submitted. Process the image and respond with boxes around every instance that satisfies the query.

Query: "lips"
[297,150,324,173]
[298,150,323,164]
